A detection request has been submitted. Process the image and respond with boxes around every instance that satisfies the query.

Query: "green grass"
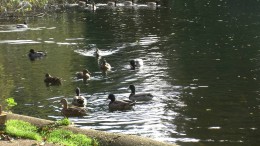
[55,117,70,126]
[5,120,42,141]
[46,129,98,146]
[4,119,98,146]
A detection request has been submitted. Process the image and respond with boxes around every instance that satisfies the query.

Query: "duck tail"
[131,100,136,106]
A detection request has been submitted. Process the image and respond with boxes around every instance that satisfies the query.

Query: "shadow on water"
[0,0,259,145]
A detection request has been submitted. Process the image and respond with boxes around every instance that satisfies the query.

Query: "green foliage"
[4,97,17,111]
[5,119,98,146]
[47,129,98,146]
[5,120,42,141]
[38,118,71,136]
[55,118,71,126]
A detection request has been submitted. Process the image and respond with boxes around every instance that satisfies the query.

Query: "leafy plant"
[4,97,17,112]
[55,118,71,126]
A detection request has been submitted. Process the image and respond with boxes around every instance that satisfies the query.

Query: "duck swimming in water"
[76,69,91,82]
[44,73,62,86]
[94,48,101,58]
[147,1,159,8]
[86,2,96,11]
[108,94,135,111]
[60,98,87,117]
[107,0,117,7]
[72,87,87,107]
[28,49,46,61]
[124,0,134,6]
[129,84,153,101]
[16,22,28,28]
[129,59,143,70]
[100,59,111,72]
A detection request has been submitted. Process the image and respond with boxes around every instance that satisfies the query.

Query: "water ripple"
[0,40,41,44]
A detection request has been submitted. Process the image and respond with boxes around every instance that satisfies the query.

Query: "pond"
[0,1,259,145]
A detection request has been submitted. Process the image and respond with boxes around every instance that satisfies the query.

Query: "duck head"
[130,60,136,69]
[108,94,116,102]
[129,84,136,94]
[45,73,51,78]
[60,98,68,109]
[95,48,100,57]
[29,49,35,53]
[75,87,80,96]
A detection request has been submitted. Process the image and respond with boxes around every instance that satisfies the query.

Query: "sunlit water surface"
[0,1,259,145]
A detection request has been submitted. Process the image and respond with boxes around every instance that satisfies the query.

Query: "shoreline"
[6,113,177,146]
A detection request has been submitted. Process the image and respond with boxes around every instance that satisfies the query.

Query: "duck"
[94,48,100,58]
[78,0,87,7]
[129,84,153,101]
[108,94,135,111]
[147,1,159,8]
[28,49,46,61]
[76,69,91,81]
[44,73,62,86]
[124,0,134,6]
[72,87,87,107]
[107,0,117,7]
[86,2,96,11]
[130,59,143,70]
[16,22,28,28]
[100,59,111,72]
[60,98,87,117]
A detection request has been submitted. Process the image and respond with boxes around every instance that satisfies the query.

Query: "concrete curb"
[6,113,177,146]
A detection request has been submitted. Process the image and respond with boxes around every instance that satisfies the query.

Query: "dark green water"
[0,1,259,145]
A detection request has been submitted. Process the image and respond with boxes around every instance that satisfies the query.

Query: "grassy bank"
[4,119,98,146]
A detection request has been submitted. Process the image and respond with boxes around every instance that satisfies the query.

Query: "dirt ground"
[0,139,60,146]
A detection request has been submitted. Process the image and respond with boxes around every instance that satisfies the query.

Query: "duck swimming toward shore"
[60,98,87,117]
[100,59,111,72]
